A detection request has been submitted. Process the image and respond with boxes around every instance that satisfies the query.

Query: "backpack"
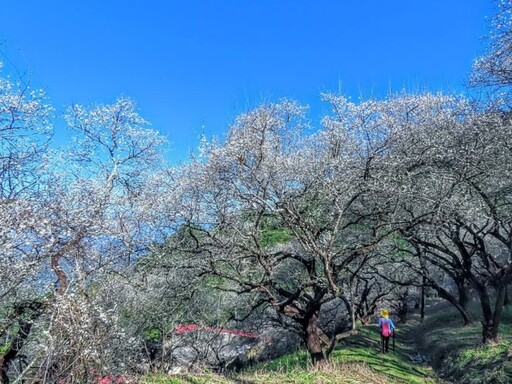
[381,318,392,337]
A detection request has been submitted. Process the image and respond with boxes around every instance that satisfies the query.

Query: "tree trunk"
[420,278,426,323]
[304,308,325,365]
[1,356,9,384]
[51,254,69,295]
[457,281,469,310]
[476,282,506,343]
[396,289,409,323]
[350,300,357,331]
[482,320,499,343]
[340,295,355,331]
[433,284,472,325]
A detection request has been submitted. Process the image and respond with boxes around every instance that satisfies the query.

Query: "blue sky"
[1,1,493,162]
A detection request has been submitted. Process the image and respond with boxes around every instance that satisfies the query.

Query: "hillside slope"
[142,302,512,383]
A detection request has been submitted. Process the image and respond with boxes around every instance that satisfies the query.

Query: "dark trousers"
[381,335,390,353]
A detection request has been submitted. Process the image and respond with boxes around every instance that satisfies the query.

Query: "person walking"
[378,309,395,353]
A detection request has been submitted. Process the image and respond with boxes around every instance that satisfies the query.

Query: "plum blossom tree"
[0,62,53,383]
[379,92,512,342]
[30,98,167,381]
[0,94,167,383]
[0,62,52,200]
[471,0,512,94]
[163,98,399,364]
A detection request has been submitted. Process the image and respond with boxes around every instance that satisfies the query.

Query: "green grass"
[410,301,512,384]
[330,326,438,384]
[143,364,392,384]
[143,326,438,384]
[234,325,437,383]
[141,301,512,384]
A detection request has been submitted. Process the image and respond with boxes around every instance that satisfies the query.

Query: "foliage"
[0,343,12,357]
[4,2,512,380]
[144,328,163,343]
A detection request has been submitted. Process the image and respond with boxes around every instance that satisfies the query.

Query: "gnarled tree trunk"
[478,282,507,343]
[303,306,324,365]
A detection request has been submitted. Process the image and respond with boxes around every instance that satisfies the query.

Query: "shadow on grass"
[338,348,433,380]
[398,301,512,383]
[330,326,438,383]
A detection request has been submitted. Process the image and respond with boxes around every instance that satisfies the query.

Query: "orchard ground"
[142,300,512,384]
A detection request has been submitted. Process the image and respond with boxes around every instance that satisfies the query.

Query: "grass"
[142,326,438,384]
[330,326,438,384]
[409,300,512,384]
[233,325,437,383]
[141,301,512,384]
[142,364,393,384]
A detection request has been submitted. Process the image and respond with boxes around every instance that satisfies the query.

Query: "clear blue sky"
[1,0,493,162]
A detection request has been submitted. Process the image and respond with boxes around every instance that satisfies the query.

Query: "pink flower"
[97,375,129,384]
[174,324,200,334]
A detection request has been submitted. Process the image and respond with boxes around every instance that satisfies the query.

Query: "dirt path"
[334,318,448,383]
